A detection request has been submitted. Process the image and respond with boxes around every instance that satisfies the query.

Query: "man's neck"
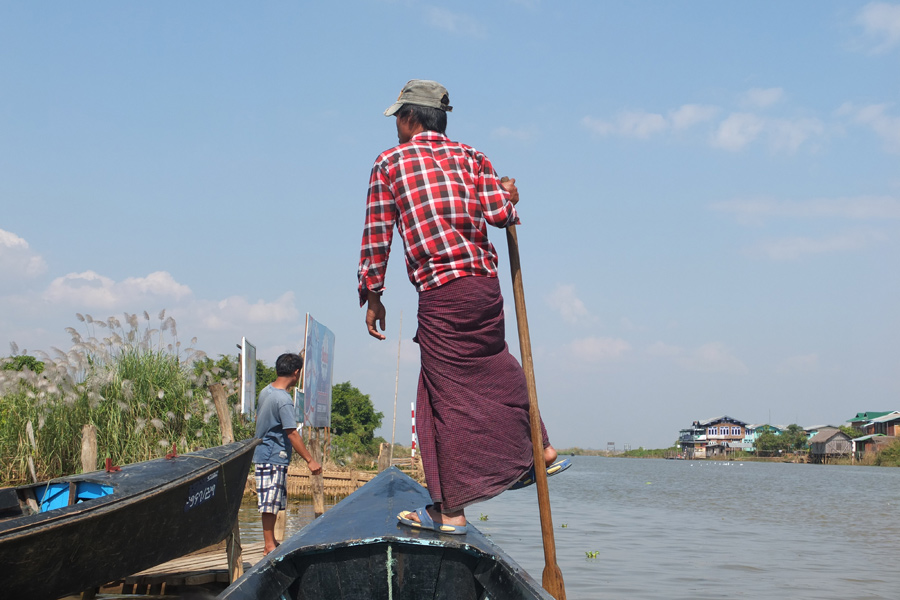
[271,375,295,390]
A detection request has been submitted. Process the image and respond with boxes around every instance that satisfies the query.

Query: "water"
[239,457,900,599]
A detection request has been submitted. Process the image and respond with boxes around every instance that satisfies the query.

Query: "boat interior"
[0,480,114,519]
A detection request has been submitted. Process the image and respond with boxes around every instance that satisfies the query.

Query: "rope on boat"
[386,544,395,600]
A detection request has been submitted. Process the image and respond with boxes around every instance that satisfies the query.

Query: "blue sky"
[1,1,898,449]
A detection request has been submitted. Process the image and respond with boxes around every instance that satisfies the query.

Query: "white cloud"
[739,87,785,109]
[582,111,666,138]
[426,7,486,38]
[583,105,718,139]
[546,284,593,324]
[768,117,825,153]
[584,99,823,153]
[710,195,900,223]
[856,2,900,53]
[0,229,47,281]
[200,292,299,330]
[567,336,631,362]
[669,104,720,130]
[777,354,819,374]
[492,126,536,142]
[710,113,766,150]
[754,229,887,260]
[648,341,748,374]
[43,270,192,308]
[710,113,825,153]
[851,103,900,152]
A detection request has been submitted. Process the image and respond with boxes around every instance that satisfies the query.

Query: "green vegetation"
[755,424,808,456]
[839,424,865,440]
[556,447,606,456]
[0,311,236,485]
[0,312,386,485]
[874,438,900,467]
[329,381,385,460]
[622,446,677,458]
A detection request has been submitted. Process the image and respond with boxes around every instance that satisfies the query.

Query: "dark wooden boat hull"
[0,438,259,599]
[219,467,553,600]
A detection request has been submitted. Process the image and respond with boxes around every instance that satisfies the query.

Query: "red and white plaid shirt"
[358,131,518,305]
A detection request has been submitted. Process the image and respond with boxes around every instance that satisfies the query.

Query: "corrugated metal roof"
[867,411,900,424]
[697,415,749,427]
[808,428,849,444]
[848,411,893,422]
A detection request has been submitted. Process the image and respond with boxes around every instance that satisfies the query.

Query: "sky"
[1,1,898,450]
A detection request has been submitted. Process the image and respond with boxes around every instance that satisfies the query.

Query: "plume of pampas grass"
[1,309,256,485]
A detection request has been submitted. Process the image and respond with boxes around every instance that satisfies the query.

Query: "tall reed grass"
[0,311,253,485]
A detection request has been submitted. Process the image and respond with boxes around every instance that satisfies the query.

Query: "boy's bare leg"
[261,512,280,554]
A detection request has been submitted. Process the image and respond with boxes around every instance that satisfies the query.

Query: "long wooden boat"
[219,466,554,600]
[0,438,259,599]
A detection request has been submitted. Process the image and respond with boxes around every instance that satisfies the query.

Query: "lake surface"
[240,457,900,599]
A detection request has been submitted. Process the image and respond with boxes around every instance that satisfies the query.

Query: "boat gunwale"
[0,438,259,537]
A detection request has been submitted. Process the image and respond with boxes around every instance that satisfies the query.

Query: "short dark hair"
[396,104,447,134]
[275,353,304,376]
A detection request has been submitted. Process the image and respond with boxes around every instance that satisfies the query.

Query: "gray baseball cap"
[384,79,453,116]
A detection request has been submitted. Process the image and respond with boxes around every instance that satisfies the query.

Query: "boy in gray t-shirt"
[252,352,322,555]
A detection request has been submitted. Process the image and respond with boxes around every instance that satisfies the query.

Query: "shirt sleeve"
[278,398,297,431]
[475,153,519,228]
[358,162,398,306]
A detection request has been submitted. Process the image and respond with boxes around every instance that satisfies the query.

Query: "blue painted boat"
[0,438,259,599]
[219,466,554,600]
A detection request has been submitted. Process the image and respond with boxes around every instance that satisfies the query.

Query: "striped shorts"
[255,463,288,514]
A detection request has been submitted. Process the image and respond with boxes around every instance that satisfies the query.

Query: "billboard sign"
[302,314,335,428]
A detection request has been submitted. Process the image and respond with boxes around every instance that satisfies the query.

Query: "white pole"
[389,311,402,463]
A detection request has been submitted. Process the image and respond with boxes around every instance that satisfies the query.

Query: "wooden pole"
[25,420,38,483]
[210,383,241,581]
[389,312,402,464]
[377,442,391,473]
[506,221,567,600]
[81,424,98,473]
[310,429,325,517]
[210,383,235,445]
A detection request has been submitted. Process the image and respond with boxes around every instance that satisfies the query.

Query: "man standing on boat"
[357,80,569,534]
[253,352,322,553]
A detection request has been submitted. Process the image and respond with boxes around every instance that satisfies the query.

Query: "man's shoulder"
[374,135,482,169]
[260,384,290,402]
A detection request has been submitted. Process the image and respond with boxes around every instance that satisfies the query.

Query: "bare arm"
[285,429,322,475]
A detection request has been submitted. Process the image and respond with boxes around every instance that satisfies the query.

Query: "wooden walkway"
[123,541,265,594]
[75,541,266,597]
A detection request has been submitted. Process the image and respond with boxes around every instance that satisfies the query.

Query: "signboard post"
[239,337,257,415]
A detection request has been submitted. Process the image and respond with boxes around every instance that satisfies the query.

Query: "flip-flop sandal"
[510,458,572,490]
[397,506,468,535]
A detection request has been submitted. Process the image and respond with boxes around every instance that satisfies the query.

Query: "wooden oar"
[502,178,567,600]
